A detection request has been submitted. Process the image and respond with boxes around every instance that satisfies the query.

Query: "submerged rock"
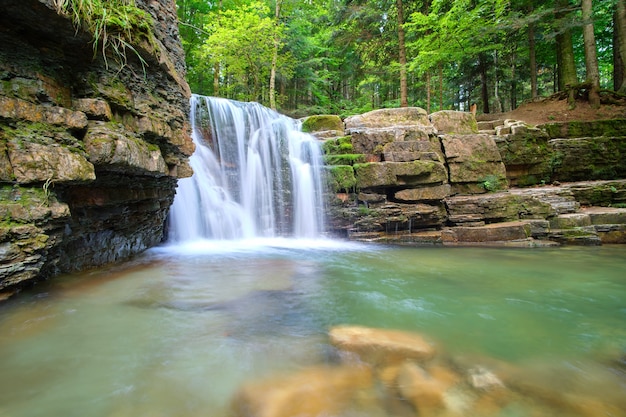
[231,365,375,417]
[329,325,436,366]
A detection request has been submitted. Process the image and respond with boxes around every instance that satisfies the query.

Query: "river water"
[0,240,624,417]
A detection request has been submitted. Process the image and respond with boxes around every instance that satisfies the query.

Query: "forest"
[176,0,626,118]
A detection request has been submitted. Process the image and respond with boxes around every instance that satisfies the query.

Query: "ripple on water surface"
[0,243,624,417]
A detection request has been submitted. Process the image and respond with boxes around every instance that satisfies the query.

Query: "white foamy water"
[168,96,325,242]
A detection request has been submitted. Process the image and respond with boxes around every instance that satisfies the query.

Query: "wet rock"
[231,365,375,417]
[396,362,447,415]
[467,366,505,391]
[329,325,436,367]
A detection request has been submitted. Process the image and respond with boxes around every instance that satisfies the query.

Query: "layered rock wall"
[0,0,193,292]
[315,110,626,246]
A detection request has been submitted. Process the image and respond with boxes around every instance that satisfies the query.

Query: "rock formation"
[315,109,626,246]
[229,324,626,417]
[0,0,193,293]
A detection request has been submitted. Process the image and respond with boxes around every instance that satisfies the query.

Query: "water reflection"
[0,242,624,417]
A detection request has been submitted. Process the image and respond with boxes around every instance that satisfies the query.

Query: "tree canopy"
[176,0,625,117]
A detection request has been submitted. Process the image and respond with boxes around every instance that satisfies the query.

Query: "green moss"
[301,115,343,133]
[325,165,356,192]
[1,122,83,152]
[543,119,626,139]
[322,136,354,155]
[323,154,365,166]
[0,185,50,208]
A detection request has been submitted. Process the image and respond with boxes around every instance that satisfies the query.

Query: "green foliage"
[481,174,506,192]
[176,0,622,115]
[197,1,293,104]
[54,0,155,70]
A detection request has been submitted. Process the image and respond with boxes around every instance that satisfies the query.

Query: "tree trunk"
[616,0,626,92]
[479,53,490,114]
[582,0,601,108]
[493,51,501,113]
[555,0,578,106]
[213,0,223,97]
[438,62,443,110]
[213,63,220,96]
[529,22,538,99]
[511,50,517,110]
[426,71,431,113]
[269,0,282,110]
[397,0,408,107]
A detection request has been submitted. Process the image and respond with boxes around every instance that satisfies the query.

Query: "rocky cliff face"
[0,0,193,293]
[314,110,626,246]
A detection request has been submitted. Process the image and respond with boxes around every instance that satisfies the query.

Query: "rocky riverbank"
[0,0,193,293]
[307,110,626,246]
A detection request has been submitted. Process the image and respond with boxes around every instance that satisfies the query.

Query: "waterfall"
[168,95,326,242]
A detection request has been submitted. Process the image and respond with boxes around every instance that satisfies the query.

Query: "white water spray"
[168,95,325,242]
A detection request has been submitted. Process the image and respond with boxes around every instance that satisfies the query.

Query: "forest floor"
[477,97,626,126]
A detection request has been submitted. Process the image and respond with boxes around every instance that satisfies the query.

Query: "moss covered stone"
[354,161,447,189]
[302,115,343,133]
[541,119,626,139]
[325,165,356,192]
[323,154,366,166]
[322,136,354,155]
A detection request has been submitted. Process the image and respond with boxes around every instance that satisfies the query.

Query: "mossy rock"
[321,136,354,155]
[325,165,356,192]
[354,160,447,189]
[302,115,343,133]
[541,119,626,139]
[323,154,365,166]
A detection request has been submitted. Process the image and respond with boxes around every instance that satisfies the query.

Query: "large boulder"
[429,110,478,134]
[301,114,344,138]
[329,325,436,366]
[344,107,433,131]
[231,365,375,417]
[441,134,508,194]
[354,161,448,190]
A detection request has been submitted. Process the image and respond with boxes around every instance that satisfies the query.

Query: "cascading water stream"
[168,95,326,242]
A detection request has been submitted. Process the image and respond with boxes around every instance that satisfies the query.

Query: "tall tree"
[555,0,578,105]
[616,0,626,93]
[528,20,538,99]
[397,0,408,107]
[581,0,601,107]
[269,0,282,110]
